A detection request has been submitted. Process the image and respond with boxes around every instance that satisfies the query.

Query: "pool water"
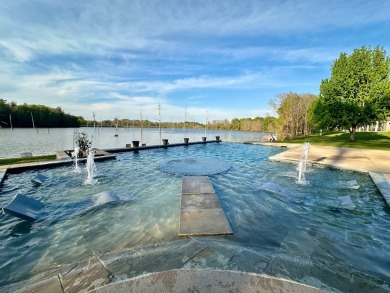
[0,143,389,291]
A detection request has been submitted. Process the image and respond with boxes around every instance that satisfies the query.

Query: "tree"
[271,92,317,139]
[0,99,12,127]
[312,46,390,141]
[0,99,81,128]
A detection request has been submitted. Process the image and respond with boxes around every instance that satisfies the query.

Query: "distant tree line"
[209,116,278,132]
[85,116,279,133]
[83,118,205,129]
[0,99,83,128]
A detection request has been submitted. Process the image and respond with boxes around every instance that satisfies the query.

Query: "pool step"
[179,176,233,236]
[369,172,390,208]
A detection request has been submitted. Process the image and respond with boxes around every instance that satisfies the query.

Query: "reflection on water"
[0,127,265,158]
[0,143,389,292]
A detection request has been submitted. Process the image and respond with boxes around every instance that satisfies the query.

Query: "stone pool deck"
[4,238,330,293]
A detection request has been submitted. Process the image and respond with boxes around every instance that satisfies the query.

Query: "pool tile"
[59,256,110,293]
[100,239,206,280]
[179,176,232,236]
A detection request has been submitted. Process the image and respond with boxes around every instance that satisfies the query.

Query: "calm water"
[0,143,389,291]
[0,127,265,158]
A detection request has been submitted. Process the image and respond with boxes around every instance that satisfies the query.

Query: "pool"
[0,143,389,291]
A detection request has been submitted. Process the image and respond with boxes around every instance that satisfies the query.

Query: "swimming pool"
[0,143,389,291]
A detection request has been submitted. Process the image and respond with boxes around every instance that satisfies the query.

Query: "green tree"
[271,92,317,139]
[0,99,12,127]
[0,100,81,128]
[312,46,390,141]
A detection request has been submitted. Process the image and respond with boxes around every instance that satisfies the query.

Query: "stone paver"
[92,269,326,293]
[6,236,387,293]
[268,145,390,173]
[13,275,63,293]
[182,176,215,194]
[0,168,7,185]
[59,256,111,293]
[100,239,206,281]
[4,269,62,293]
[369,172,390,207]
[56,151,70,160]
[179,176,233,236]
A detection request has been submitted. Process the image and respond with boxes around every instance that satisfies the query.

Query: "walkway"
[267,144,390,174]
[179,176,232,236]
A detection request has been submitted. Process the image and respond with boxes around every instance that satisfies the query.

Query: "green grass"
[284,132,390,151]
[0,155,57,167]
[284,131,390,150]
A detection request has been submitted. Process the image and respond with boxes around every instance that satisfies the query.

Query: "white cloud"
[0,0,388,123]
[1,0,389,63]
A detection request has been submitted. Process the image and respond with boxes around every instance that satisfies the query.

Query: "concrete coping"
[103,139,220,153]
[91,269,325,293]
[0,169,6,185]
[369,172,390,207]
[8,268,326,293]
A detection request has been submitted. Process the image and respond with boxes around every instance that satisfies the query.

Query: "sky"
[1,0,390,123]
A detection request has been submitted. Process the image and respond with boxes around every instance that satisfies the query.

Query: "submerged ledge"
[0,140,220,182]
[103,139,220,153]
[3,239,326,293]
[91,269,325,293]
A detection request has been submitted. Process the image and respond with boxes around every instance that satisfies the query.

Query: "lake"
[0,127,268,158]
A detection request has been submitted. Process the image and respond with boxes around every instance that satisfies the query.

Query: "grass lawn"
[284,131,390,150]
[0,155,57,167]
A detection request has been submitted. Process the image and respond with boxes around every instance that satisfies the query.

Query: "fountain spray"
[85,148,97,185]
[297,142,310,184]
[73,146,81,173]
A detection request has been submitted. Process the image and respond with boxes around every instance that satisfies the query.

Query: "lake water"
[0,127,266,158]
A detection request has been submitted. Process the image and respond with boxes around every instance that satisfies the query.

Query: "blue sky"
[1,0,390,122]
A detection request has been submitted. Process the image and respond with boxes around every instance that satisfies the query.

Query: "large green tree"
[312,46,390,141]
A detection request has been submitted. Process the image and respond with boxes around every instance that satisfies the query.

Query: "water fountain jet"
[73,146,81,173]
[85,148,97,185]
[297,142,310,184]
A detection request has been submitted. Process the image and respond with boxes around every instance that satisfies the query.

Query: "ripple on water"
[0,143,389,291]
